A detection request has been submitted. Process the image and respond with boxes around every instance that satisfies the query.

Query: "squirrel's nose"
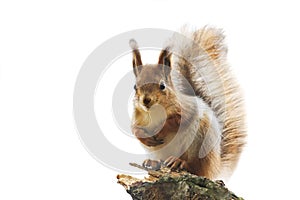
[143,97,151,106]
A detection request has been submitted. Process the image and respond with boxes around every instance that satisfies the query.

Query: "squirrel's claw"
[142,159,162,170]
[133,128,164,147]
[164,156,189,171]
[138,136,163,147]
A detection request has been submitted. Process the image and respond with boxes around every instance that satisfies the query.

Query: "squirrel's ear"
[158,47,172,68]
[158,47,172,78]
[129,39,143,77]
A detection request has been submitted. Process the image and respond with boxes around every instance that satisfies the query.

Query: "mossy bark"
[117,163,243,200]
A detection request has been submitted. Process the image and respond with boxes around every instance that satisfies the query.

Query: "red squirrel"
[130,27,246,179]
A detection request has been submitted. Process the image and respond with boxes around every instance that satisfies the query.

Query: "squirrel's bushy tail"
[167,26,246,175]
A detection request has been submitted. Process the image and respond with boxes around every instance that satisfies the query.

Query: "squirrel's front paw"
[133,128,163,147]
[164,156,189,171]
[142,159,162,170]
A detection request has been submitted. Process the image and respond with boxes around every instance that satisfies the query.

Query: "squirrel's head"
[130,39,178,112]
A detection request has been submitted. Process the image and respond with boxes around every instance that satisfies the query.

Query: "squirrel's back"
[167,26,246,175]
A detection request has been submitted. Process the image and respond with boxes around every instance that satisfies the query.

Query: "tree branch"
[117,163,243,200]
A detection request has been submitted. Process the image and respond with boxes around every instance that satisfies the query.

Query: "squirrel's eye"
[134,84,137,90]
[159,83,166,90]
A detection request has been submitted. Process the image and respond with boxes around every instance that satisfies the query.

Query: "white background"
[1,0,300,199]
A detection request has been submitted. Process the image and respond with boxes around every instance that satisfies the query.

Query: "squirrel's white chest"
[140,98,222,161]
[144,116,200,161]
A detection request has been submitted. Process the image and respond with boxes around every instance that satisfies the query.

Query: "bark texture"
[117,163,243,200]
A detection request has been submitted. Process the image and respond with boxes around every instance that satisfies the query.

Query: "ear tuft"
[129,39,138,50]
[158,47,172,79]
[129,39,143,76]
[158,47,172,67]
